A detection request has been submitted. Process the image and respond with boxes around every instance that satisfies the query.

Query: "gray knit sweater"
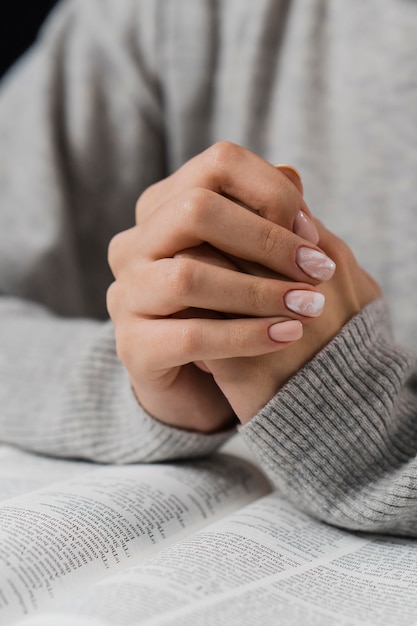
[1,0,417,536]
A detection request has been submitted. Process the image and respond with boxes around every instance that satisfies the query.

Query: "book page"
[0,432,251,503]
[0,445,96,501]
[17,492,417,626]
[0,454,270,625]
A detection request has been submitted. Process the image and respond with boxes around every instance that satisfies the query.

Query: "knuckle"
[203,141,240,184]
[165,258,196,302]
[246,280,268,314]
[257,222,281,257]
[207,141,240,168]
[177,322,201,358]
[175,187,210,227]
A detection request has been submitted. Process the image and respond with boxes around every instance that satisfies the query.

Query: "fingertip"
[296,247,336,280]
[276,164,304,195]
[294,211,320,245]
[284,291,325,317]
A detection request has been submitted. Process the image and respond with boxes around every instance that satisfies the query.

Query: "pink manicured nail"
[296,247,336,281]
[294,210,320,245]
[285,290,325,317]
[268,320,303,343]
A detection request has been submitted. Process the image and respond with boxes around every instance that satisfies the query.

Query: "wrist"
[132,366,236,434]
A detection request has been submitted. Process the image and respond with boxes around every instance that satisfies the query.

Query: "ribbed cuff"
[239,299,417,527]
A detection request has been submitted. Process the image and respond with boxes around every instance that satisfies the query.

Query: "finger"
[174,243,238,270]
[136,143,316,240]
[188,142,309,222]
[138,188,335,283]
[109,229,238,281]
[112,257,324,319]
[118,316,304,374]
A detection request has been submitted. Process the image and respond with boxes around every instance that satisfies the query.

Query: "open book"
[1,441,417,626]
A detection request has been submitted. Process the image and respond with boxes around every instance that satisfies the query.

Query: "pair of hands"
[107,143,380,433]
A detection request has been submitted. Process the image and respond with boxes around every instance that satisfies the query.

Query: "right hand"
[106,143,335,433]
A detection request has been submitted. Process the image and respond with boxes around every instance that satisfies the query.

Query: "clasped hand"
[107,143,380,432]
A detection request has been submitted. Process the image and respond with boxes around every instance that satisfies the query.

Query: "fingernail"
[294,210,320,245]
[296,247,336,281]
[285,290,325,317]
[268,320,303,342]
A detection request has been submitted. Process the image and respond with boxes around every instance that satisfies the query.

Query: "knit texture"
[1,0,417,533]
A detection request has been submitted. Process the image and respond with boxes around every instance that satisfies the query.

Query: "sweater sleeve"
[0,0,231,462]
[240,298,417,536]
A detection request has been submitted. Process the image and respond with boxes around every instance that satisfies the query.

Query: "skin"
[107,142,381,432]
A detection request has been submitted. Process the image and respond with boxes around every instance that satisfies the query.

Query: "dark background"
[0,0,60,78]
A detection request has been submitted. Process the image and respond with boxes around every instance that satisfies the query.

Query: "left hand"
[184,219,381,423]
